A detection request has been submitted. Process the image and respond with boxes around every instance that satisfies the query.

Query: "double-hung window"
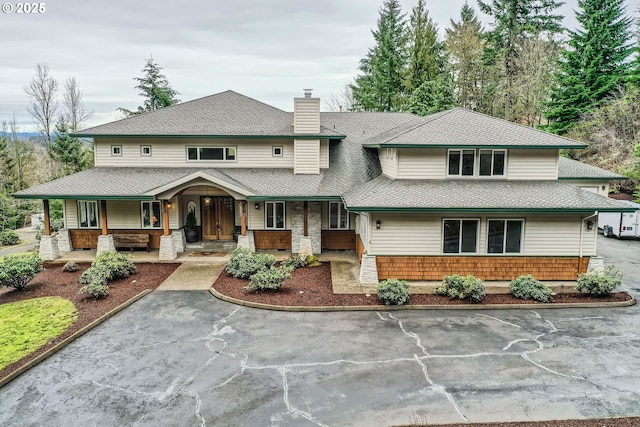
[478,150,505,176]
[443,219,479,253]
[141,201,162,229]
[329,202,349,229]
[448,149,475,176]
[187,146,236,161]
[78,201,99,228]
[487,219,523,254]
[265,201,285,229]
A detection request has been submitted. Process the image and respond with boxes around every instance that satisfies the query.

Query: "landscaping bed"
[0,262,179,383]
[212,262,633,307]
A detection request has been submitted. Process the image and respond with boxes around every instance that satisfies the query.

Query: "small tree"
[0,253,44,290]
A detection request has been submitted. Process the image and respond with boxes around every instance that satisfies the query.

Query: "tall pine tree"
[478,0,563,121]
[351,0,406,111]
[545,0,634,134]
[446,3,487,110]
[118,57,180,117]
[404,0,441,95]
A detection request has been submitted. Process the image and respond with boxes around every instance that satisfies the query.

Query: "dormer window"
[448,149,506,177]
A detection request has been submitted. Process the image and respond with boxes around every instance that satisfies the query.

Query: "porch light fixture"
[254,203,260,210]
[586,220,594,231]
[204,197,212,206]
[166,201,173,209]
[602,185,606,191]
[375,220,381,230]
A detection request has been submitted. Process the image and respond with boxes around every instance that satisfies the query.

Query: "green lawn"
[0,296,78,370]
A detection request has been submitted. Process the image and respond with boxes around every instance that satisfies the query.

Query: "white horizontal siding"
[320,140,329,169]
[294,98,320,133]
[294,139,320,174]
[507,149,558,180]
[106,200,142,229]
[378,148,398,179]
[365,213,591,256]
[249,202,264,229]
[95,137,295,168]
[397,148,446,179]
[64,200,78,228]
[565,180,609,197]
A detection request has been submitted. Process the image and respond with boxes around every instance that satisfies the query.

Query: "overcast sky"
[0,0,597,132]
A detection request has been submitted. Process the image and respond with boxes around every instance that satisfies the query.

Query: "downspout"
[579,212,598,269]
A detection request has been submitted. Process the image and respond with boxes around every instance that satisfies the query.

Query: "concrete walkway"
[156,262,227,290]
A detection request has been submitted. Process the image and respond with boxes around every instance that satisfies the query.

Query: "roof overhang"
[74,134,344,139]
[363,144,587,149]
[346,207,636,213]
[246,196,341,201]
[149,171,254,200]
[13,194,155,200]
[559,177,629,181]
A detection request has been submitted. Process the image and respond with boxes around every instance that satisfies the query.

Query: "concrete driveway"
[1,236,639,426]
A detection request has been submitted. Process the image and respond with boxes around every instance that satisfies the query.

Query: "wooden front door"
[202,196,235,240]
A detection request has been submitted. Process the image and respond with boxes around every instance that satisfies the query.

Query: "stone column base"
[298,237,313,258]
[172,229,186,253]
[587,256,605,272]
[96,235,115,255]
[57,228,73,252]
[39,235,60,261]
[159,235,177,260]
[359,255,379,285]
[237,235,252,252]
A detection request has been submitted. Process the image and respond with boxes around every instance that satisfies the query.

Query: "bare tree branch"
[62,76,93,132]
[23,63,58,147]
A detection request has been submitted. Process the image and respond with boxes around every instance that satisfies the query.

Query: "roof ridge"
[373,109,456,144]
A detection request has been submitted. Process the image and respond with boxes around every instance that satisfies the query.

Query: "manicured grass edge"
[209,288,636,312]
[0,289,152,389]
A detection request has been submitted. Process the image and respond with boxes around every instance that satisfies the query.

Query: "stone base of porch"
[96,235,115,255]
[39,235,60,261]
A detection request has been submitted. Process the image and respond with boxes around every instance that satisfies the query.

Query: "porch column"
[241,201,247,236]
[303,201,308,237]
[96,199,115,254]
[42,199,51,236]
[100,200,108,235]
[162,200,170,236]
[39,199,59,261]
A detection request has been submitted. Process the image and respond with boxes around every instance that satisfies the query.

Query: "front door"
[202,196,235,240]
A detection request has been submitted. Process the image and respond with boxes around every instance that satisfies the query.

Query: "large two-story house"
[15,90,630,284]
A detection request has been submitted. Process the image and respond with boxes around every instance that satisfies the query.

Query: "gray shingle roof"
[361,108,587,148]
[342,176,632,212]
[74,90,343,138]
[558,157,627,180]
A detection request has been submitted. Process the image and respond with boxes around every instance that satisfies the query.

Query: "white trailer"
[599,200,640,238]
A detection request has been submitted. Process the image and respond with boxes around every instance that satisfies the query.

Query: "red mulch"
[0,262,179,383]
[212,263,633,307]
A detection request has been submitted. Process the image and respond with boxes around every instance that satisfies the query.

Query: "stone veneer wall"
[291,201,321,254]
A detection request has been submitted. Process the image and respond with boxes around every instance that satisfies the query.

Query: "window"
[448,149,506,177]
[329,202,349,229]
[140,145,152,156]
[479,150,505,176]
[448,149,475,176]
[488,219,523,254]
[141,201,162,229]
[265,201,285,229]
[78,201,99,228]
[111,145,122,156]
[272,146,283,157]
[187,146,236,161]
[443,219,479,253]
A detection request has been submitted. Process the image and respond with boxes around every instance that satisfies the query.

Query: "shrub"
[576,266,623,296]
[61,261,79,272]
[78,265,110,286]
[35,218,64,241]
[0,230,20,246]
[226,247,275,279]
[436,275,485,302]
[305,255,322,267]
[510,275,552,302]
[0,253,44,290]
[91,251,136,280]
[79,282,109,299]
[245,265,293,292]
[377,278,410,305]
[281,253,307,270]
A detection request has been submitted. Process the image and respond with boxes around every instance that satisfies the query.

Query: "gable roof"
[558,157,628,180]
[343,176,634,213]
[362,108,588,149]
[73,90,343,139]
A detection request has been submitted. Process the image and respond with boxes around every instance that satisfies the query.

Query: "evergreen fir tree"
[404,0,441,98]
[49,122,90,177]
[545,0,634,134]
[407,75,458,116]
[118,57,180,117]
[351,0,407,111]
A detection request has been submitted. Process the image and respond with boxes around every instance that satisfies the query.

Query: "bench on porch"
[113,233,150,252]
